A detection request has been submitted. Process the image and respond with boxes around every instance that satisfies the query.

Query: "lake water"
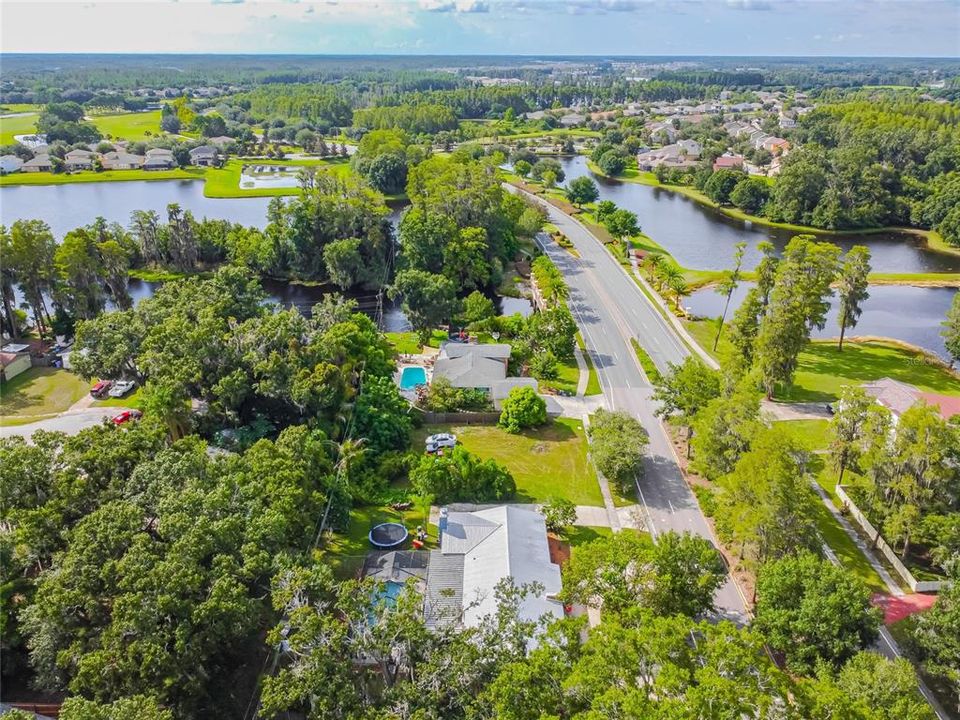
[558,156,960,274]
[685,283,956,359]
[0,180,275,237]
[1,172,951,354]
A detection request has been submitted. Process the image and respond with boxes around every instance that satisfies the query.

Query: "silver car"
[108,380,137,398]
[425,433,457,453]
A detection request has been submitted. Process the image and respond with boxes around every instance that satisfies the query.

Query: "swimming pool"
[399,366,428,390]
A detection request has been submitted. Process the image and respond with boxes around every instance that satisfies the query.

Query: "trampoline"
[369,522,409,549]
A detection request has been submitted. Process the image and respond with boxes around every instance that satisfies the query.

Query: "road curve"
[512,185,749,623]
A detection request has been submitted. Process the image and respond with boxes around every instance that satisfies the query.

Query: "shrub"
[498,386,547,433]
[541,496,577,532]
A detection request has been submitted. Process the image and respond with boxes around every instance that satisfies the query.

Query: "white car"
[108,380,137,398]
[425,433,457,453]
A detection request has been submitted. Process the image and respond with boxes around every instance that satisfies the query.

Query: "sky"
[1,0,958,57]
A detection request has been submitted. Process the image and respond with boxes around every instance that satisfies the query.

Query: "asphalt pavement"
[517,187,749,623]
[0,408,116,439]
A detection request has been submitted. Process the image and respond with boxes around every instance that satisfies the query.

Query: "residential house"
[143,148,175,170]
[0,343,31,382]
[761,136,790,155]
[677,139,701,158]
[862,378,960,424]
[645,121,677,143]
[101,151,145,171]
[21,154,52,173]
[713,154,745,172]
[425,506,563,639]
[64,149,95,171]
[559,113,586,127]
[432,343,510,391]
[189,145,218,167]
[207,135,235,147]
[0,155,23,174]
[636,142,700,171]
[778,112,797,129]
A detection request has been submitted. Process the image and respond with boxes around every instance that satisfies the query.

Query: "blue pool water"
[369,581,405,623]
[399,366,427,390]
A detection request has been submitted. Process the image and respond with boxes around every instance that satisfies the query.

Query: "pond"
[557,156,960,274]
[239,164,302,190]
[685,282,956,359]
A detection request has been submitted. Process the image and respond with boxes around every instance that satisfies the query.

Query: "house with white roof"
[425,506,564,639]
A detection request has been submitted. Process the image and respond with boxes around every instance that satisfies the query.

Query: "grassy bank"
[0,167,206,187]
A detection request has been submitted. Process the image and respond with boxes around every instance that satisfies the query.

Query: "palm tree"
[667,275,690,311]
[642,253,663,284]
[315,436,366,547]
[656,261,682,293]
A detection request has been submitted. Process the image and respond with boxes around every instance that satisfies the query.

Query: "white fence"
[835,485,942,593]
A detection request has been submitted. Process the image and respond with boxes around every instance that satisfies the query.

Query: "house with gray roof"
[101,151,144,170]
[143,148,175,170]
[432,343,511,391]
[21,154,52,172]
[189,145,218,166]
[0,155,23,174]
[425,506,563,638]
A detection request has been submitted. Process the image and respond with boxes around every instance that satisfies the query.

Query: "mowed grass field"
[89,110,162,140]
[0,111,39,145]
[777,340,960,402]
[0,368,88,426]
[414,419,607,507]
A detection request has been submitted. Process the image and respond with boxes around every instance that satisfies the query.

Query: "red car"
[90,380,112,398]
[112,409,143,425]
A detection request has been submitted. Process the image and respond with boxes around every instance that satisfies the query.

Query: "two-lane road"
[515,187,748,623]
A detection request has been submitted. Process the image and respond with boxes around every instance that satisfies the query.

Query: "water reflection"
[558,156,960,274]
[685,282,957,359]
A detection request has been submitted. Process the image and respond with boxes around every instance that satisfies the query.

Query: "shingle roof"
[862,378,921,417]
[442,343,512,360]
[424,550,465,628]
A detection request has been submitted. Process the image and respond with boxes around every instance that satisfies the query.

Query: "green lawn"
[203,157,353,198]
[540,354,580,395]
[778,419,833,450]
[1,103,42,114]
[322,501,437,579]
[89,110,162,140]
[811,495,888,595]
[0,368,88,426]
[0,167,206,187]
[777,340,960,402]
[414,419,607,506]
[386,330,448,354]
[92,387,144,409]
[0,111,39,145]
[631,337,662,383]
[576,332,602,396]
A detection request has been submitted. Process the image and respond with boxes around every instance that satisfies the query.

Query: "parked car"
[108,380,137,398]
[111,409,143,425]
[90,380,112,398]
[425,433,457,453]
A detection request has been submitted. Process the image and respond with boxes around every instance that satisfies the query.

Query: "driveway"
[0,408,116,439]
